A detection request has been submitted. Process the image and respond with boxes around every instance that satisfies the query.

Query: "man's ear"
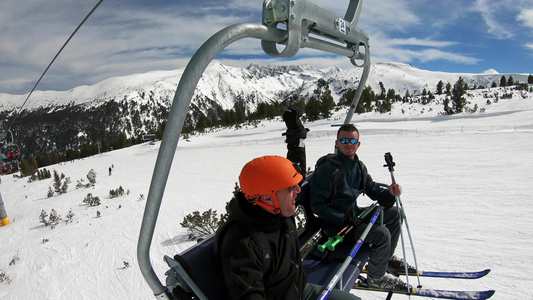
[259,195,274,205]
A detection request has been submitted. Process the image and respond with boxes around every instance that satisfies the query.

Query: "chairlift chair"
[137,0,371,299]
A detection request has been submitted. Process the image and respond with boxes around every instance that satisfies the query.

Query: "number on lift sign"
[338,19,347,34]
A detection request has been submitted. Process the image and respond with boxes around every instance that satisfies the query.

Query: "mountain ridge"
[0,61,530,159]
[0,61,529,112]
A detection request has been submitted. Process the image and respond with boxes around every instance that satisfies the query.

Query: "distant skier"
[109,167,112,176]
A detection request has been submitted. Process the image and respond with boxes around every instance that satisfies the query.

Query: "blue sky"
[0,0,532,95]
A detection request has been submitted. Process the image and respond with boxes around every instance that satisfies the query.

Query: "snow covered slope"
[1,95,532,299]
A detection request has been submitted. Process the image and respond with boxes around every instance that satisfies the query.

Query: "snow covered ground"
[1,95,532,299]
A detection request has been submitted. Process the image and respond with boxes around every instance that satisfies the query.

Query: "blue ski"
[395,268,491,279]
[355,279,495,299]
[363,268,491,279]
[413,288,495,299]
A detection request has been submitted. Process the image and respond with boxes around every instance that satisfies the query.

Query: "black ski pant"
[346,206,401,278]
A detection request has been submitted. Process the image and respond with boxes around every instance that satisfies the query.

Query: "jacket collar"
[336,151,360,165]
[229,192,283,232]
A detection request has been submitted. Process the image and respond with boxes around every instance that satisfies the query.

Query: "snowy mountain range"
[0,61,530,157]
[1,61,528,112]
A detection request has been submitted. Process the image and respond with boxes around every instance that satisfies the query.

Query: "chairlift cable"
[7,0,104,132]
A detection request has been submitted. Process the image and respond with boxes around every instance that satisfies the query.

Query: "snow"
[1,95,533,299]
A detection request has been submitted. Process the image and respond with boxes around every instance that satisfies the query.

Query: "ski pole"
[317,203,379,252]
[318,206,383,300]
[384,152,421,289]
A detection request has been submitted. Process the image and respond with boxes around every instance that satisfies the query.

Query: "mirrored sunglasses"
[339,138,359,144]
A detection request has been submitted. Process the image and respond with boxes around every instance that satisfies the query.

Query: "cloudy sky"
[1,0,532,95]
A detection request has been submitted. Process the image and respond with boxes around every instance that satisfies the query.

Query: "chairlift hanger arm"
[138,23,287,299]
[261,0,370,125]
[262,0,369,66]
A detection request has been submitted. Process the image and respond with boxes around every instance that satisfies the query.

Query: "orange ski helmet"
[239,155,303,201]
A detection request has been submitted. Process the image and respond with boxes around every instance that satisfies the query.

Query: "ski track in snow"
[1,98,532,299]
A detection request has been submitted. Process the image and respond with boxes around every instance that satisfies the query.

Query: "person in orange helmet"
[214,156,361,300]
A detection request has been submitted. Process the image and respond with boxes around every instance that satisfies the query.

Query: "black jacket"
[214,192,306,300]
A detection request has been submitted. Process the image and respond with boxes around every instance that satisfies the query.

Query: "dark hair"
[336,124,359,139]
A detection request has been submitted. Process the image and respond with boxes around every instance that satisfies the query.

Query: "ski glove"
[343,216,362,228]
[377,196,395,209]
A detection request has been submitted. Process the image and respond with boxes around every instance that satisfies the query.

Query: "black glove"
[343,216,362,228]
[377,196,395,209]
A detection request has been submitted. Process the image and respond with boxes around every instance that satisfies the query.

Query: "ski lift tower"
[138,0,370,298]
[0,123,9,226]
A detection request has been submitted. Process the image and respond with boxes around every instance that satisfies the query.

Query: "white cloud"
[415,49,480,64]
[361,0,420,32]
[369,32,479,65]
[516,9,533,28]
[473,0,514,39]
[388,38,457,48]
[1,0,530,94]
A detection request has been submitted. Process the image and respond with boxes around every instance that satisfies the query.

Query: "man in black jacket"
[310,124,413,291]
[215,155,360,300]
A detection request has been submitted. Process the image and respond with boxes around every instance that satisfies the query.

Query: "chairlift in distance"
[0,129,21,175]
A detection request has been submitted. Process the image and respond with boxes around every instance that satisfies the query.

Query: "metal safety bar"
[137,1,370,298]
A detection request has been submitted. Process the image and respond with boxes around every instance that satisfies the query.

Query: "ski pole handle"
[384,152,395,172]
[317,236,344,252]
[318,237,334,252]
[327,236,344,251]
[317,225,352,252]
[384,152,398,184]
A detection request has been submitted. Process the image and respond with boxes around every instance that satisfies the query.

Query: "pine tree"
[386,88,396,100]
[500,76,507,87]
[528,74,533,84]
[86,169,97,186]
[20,155,39,177]
[305,96,322,121]
[451,77,468,113]
[507,75,515,86]
[156,120,166,140]
[52,170,70,195]
[436,80,444,95]
[320,90,335,119]
[443,97,454,115]
[181,209,223,240]
[355,86,376,113]
[445,82,452,96]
